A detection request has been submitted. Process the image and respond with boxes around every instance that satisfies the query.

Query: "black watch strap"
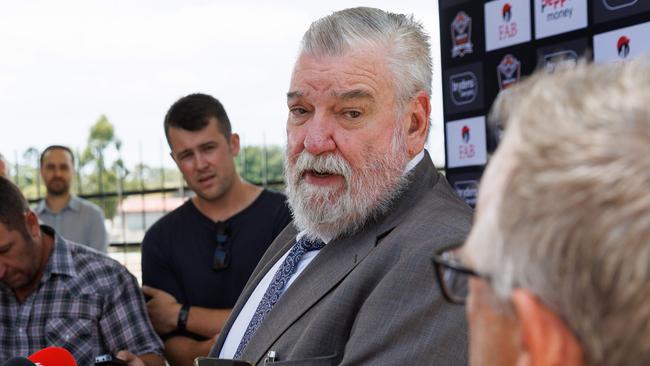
[177,304,190,332]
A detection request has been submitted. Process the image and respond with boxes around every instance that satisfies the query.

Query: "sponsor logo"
[500,3,518,40]
[617,36,630,58]
[541,0,573,21]
[459,125,476,160]
[451,11,474,58]
[497,54,521,90]
[602,0,638,10]
[535,0,587,39]
[462,125,470,143]
[594,22,650,63]
[453,180,479,206]
[450,72,478,106]
[485,0,531,51]
[502,3,512,22]
[446,116,487,168]
[543,50,578,71]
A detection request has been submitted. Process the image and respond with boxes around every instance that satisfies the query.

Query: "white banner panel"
[446,116,488,168]
[485,0,532,51]
[594,21,650,63]
[534,0,588,39]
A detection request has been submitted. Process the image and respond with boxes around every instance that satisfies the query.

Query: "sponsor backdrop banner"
[446,116,488,169]
[443,61,485,115]
[439,0,650,206]
[594,21,650,63]
[534,0,588,39]
[593,0,650,24]
[445,170,484,208]
[484,0,532,51]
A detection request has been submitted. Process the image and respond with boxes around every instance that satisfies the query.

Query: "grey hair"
[300,7,432,109]
[471,59,650,366]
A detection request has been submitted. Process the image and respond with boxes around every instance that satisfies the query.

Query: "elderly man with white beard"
[207,7,473,365]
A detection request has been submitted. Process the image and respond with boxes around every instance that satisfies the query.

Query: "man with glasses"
[141,94,291,365]
[207,7,473,365]
[433,60,650,366]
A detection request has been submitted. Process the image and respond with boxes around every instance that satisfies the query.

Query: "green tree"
[237,145,285,190]
[17,147,42,200]
[80,115,121,219]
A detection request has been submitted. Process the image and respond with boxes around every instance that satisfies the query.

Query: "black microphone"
[2,357,36,366]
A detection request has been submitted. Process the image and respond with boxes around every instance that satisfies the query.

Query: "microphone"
[2,358,36,366]
[28,347,77,366]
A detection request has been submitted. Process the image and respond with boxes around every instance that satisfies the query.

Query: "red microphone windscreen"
[28,347,77,366]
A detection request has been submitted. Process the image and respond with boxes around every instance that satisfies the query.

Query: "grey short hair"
[300,7,432,109]
[472,59,650,366]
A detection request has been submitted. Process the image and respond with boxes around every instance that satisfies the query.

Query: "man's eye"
[290,107,308,116]
[345,110,362,118]
[202,145,217,152]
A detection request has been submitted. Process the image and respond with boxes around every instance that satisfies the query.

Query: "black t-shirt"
[141,189,291,322]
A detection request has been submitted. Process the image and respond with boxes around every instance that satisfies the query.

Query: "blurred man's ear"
[229,133,241,156]
[511,289,584,366]
[24,211,41,239]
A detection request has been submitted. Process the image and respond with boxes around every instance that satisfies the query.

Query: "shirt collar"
[41,225,77,280]
[404,149,425,174]
[67,196,82,211]
[36,195,81,214]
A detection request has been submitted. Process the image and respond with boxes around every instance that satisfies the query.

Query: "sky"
[0,0,444,169]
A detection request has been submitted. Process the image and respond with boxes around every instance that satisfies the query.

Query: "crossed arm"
[142,286,231,366]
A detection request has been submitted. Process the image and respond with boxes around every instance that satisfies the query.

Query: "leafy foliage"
[14,117,286,218]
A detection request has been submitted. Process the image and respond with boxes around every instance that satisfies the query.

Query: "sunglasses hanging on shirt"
[213,221,231,271]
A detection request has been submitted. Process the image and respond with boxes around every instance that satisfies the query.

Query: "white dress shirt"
[219,149,425,358]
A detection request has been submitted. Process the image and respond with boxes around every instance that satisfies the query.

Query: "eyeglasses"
[431,244,489,305]
[213,221,231,271]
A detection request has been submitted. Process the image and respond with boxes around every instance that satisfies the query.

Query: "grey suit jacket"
[210,152,473,365]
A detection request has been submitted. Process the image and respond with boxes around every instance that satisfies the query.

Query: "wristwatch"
[177,304,190,332]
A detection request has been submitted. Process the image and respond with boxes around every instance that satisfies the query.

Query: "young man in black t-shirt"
[141,94,291,366]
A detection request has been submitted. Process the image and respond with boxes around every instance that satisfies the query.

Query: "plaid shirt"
[0,226,163,365]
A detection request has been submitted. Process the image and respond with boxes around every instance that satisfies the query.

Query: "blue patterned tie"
[234,236,325,358]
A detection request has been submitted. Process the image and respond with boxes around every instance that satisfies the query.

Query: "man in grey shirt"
[35,145,108,253]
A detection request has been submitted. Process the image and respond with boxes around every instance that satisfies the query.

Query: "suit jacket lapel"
[242,225,379,364]
[242,152,438,364]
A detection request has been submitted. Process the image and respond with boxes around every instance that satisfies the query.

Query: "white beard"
[285,127,410,242]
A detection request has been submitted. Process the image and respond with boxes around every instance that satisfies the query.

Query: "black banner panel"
[439,0,650,207]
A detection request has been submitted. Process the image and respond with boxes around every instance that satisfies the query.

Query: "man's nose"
[195,151,209,170]
[303,111,336,155]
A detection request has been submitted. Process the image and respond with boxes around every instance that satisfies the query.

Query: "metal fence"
[7,144,285,282]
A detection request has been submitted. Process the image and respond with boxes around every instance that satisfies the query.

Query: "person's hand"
[142,285,182,335]
[116,350,145,366]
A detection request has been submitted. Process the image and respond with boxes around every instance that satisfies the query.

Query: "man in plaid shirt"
[0,176,164,366]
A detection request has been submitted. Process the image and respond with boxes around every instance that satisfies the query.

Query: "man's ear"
[511,289,584,366]
[404,91,431,158]
[229,133,241,156]
[24,211,41,239]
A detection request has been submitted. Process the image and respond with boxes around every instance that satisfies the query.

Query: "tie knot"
[298,237,326,252]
